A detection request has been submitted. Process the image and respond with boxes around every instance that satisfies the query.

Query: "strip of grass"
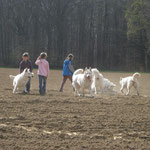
[0,66,150,73]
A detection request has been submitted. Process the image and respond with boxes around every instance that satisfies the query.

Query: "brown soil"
[0,68,150,150]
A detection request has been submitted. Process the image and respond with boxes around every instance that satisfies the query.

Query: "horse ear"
[25,68,28,72]
[85,67,87,70]
[89,67,91,71]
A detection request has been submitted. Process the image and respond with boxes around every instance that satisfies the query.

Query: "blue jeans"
[26,78,31,92]
[38,75,47,95]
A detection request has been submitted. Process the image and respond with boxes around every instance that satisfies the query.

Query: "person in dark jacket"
[19,52,33,93]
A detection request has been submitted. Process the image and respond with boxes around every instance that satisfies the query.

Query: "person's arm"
[29,61,33,72]
[46,62,49,78]
[69,62,75,73]
[19,61,23,73]
[35,56,41,65]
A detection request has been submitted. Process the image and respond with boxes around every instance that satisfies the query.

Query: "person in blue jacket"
[59,54,74,92]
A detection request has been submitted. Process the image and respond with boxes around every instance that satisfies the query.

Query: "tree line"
[0,0,150,71]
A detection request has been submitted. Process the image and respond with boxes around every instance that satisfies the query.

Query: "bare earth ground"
[0,68,150,150]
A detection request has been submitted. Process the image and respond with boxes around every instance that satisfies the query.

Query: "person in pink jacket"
[35,52,49,95]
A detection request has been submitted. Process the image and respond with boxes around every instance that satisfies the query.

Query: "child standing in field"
[19,52,33,93]
[35,52,49,95]
[59,54,74,92]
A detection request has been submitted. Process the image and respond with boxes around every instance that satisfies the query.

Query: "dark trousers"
[38,75,47,95]
[26,78,31,92]
[59,75,72,92]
